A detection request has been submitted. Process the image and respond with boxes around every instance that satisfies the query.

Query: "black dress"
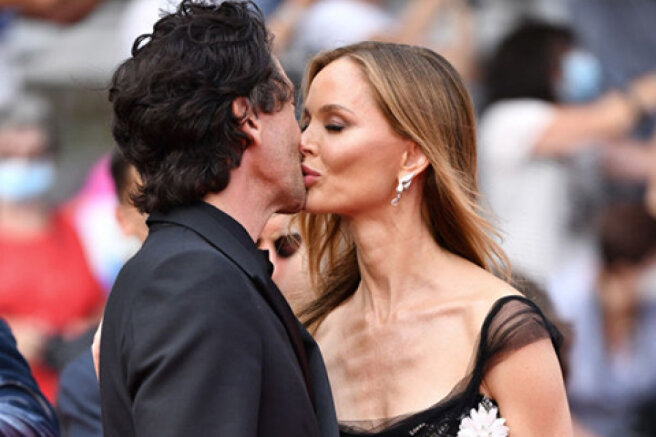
[339,295,563,437]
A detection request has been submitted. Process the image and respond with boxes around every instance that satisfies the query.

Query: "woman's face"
[300,58,409,216]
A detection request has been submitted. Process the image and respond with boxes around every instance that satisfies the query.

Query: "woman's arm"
[482,338,573,437]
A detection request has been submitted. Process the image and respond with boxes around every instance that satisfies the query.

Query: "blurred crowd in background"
[1,0,656,436]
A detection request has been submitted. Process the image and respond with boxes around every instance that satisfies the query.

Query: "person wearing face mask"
[567,203,656,437]
[478,20,656,296]
[0,95,105,402]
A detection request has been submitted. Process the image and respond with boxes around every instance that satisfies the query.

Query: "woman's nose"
[300,128,317,157]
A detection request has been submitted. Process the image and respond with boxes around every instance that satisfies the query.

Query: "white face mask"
[0,158,55,202]
[556,49,603,102]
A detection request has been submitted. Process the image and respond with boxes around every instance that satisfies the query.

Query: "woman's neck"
[345,201,452,322]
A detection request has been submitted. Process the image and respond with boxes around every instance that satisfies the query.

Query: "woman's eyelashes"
[324,115,347,132]
[299,114,346,133]
[325,124,344,132]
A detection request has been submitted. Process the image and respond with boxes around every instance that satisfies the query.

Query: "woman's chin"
[302,199,332,215]
[302,204,323,214]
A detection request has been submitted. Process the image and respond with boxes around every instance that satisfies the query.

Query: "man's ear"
[400,140,429,176]
[232,97,261,146]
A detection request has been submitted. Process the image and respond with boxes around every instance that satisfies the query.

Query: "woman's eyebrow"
[318,104,354,115]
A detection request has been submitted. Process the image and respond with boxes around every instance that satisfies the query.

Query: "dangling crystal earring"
[391,173,413,206]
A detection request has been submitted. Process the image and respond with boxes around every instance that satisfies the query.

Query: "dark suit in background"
[57,350,102,437]
[100,202,338,437]
[0,318,60,437]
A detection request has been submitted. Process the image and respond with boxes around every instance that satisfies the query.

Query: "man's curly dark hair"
[109,0,293,213]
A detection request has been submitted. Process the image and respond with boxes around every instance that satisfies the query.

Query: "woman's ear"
[232,97,261,146]
[400,141,429,176]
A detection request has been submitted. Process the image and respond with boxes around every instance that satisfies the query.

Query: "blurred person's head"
[109,0,303,215]
[110,149,148,243]
[0,95,56,206]
[298,41,507,327]
[257,214,313,313]
[485,20,602,107]
[597,203,656,315]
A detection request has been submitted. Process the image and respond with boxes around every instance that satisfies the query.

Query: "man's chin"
[276,191,306,214]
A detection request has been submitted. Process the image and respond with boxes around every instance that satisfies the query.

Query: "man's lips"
[301,164,320,187]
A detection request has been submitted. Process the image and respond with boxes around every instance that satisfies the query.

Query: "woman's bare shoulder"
[457,265,523,335]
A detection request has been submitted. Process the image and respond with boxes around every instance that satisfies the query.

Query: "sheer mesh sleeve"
[467,296,564,395]
[451,295,564,412]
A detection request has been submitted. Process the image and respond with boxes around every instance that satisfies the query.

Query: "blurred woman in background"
[0,95,104,401]
[478,21,656,290]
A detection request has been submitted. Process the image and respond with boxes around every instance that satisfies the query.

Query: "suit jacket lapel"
[147,203,315,406]
[252,274,314,403]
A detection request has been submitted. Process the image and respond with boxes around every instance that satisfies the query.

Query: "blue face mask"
[556,49,603,103]
[0,158,55,202]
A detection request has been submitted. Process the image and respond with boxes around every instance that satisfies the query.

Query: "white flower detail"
[456,402,509,437]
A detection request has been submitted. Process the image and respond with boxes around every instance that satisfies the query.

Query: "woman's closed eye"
[325,124,344,132]
[299,120,344,133]
[324,116,347,132]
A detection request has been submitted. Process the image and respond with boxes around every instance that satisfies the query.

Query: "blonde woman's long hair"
[298,41,508,329]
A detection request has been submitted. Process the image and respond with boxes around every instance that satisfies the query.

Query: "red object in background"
[0,210,104,401]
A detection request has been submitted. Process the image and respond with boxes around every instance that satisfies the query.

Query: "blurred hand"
[5,318,51,363]
[602,140,652,182]
[4,0,104,23]
[92,319,102,380]
[6,0,58,14]
[286,0,315,6]
[629,73,656,113]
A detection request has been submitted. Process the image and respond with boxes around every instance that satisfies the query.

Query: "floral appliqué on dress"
[456,398,509,437]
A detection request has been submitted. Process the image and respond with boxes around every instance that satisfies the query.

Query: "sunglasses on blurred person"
[257,233,302,259]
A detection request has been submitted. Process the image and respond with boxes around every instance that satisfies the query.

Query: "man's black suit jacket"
[99,202,338,437]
